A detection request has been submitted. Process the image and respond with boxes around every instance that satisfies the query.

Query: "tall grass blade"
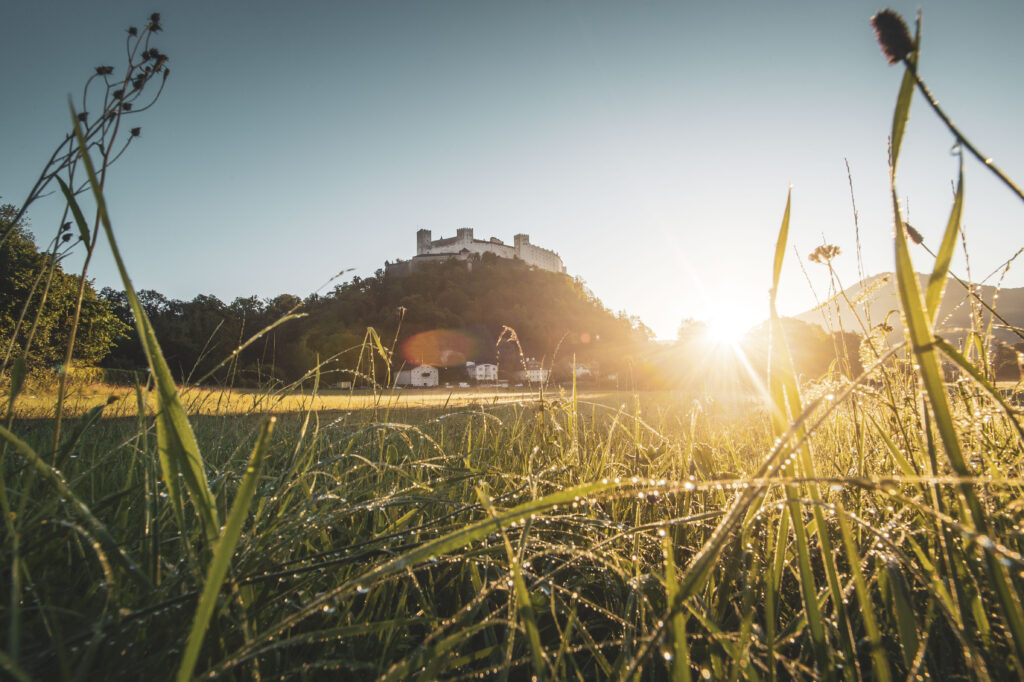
[766,189,841,678]
[889,15,920,173]
[835,503,890,682]
[934,336,1024,442]
[662,532,691,682]
[0,424,151,589]
[925,155,964,323]
[891,185,1024,668]
[177,417,276,682]
[69,104,220,549]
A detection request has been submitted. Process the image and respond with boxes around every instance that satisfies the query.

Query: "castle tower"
[416,228,432,255]
[456,227,474,242]
[514,233,529,255]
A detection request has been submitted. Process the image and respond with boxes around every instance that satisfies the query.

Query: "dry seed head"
[809,244,841,264]
[871,9,913,65]
[905,223,924,244]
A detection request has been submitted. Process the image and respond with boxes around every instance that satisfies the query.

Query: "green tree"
[1,205,128,369]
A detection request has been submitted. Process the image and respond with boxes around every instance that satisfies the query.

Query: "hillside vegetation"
[3,9,1024,682]
[101,253,654,386]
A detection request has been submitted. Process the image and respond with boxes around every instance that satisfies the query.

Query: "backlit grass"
[3,8,1024,681]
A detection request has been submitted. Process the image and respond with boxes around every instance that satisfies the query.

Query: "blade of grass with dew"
[662,532,691,682]
[477,486,549,682]
[201,479,625,677]
[727,548,759,682]
[0,424,151,590]
[891,186,1024,667]
[767,189,840,677]
[835,501,891,682]
[69,104,220,551]
[882,558,920,671]
[925,155,964,324]
[889,15,920,173]
[934,336,1024,442]
[177,417,275,682]
[867,413,920,477]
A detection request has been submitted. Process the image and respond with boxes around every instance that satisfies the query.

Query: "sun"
[704,313,752,346]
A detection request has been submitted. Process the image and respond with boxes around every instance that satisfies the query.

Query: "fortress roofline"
[401,227,565,275]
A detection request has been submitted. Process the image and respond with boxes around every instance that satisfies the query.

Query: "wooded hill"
[101,253,654,387]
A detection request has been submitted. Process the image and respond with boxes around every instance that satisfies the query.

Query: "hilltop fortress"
[385,228,566,276]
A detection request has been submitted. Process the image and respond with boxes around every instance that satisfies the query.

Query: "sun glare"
[705,314,751,346]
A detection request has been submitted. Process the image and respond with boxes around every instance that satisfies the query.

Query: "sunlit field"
[10,383,613,419]
[4,9,1024,682]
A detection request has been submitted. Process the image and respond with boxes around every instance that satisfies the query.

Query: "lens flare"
[400,329,480,367]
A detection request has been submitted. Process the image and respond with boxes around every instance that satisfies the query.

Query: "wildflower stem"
[903,59,1024,204]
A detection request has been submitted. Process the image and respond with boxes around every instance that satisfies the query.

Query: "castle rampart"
[389,228,565,275]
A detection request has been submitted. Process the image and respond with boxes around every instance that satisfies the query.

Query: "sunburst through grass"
[4,8,1024,682]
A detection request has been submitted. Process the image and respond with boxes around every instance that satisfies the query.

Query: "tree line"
[12,203,1011,391]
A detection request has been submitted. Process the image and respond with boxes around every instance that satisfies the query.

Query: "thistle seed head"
[905,223,924,244]
[871,9,913,65]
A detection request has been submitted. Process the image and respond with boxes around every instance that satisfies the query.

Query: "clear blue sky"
[3,1,1024,339]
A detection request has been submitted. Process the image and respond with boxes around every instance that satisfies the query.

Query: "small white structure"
[573,364,593,378]
[466,362,498,382]
[395,365,439,387]
[520,358,550,384]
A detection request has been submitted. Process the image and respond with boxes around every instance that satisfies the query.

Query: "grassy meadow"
[4,9,1024,681]
[10,381,603,419]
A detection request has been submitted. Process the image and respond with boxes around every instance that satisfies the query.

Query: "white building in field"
[466,362,498,382]
[573,364,594,378]
[395,365,439,387]
[519,358,550,384]
[385,228,565,276]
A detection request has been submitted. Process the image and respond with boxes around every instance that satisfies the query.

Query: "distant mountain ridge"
[794,273,1024,343]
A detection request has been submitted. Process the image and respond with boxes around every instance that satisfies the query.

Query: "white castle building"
[386,228,565,276]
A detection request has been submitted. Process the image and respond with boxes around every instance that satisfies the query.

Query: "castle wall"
[516,242,565,273]
[406,227,565,274]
